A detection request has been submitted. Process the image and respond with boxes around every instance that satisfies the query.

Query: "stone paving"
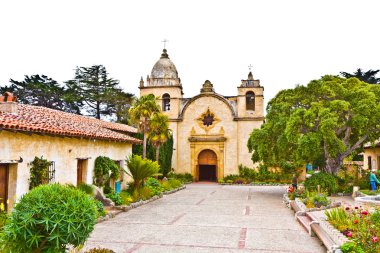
[84,183,325,253]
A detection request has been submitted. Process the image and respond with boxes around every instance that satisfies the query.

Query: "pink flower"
[361,210,369,215]
[372,237,378,243]
[347,232,353,237]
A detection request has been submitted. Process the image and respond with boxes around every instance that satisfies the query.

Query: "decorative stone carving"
[200,80,215,93]
[197,108,220,132]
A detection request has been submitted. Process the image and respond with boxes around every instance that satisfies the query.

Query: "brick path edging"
[97,186,186,223]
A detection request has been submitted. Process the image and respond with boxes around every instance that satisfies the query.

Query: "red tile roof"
[0,104,141,143]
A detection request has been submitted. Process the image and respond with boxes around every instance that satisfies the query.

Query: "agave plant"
[125,155,161,189]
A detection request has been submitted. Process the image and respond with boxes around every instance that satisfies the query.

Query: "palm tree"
[148,112,171,164]
[128,94,160,158]
[125,155,161,189]
[340,68,380,84]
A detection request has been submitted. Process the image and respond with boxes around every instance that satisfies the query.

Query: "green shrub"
[168,179,182,189]
[105,191,123,206]
[77,183,94,195]
[120,191,133,205]
[145,177,164,195]
[140,186,153,200]
[94,199,106,217]
[340,242,365,253]
[0,210,7,231]
[85,247,115,253]
[162,181,173,191]
[224,174,239,181]
[168,173,193,183]
[239,165,257,180]
[304,172,339,194]
[0,184,97,252]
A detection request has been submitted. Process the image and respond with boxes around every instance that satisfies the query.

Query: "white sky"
[0,0,379,107]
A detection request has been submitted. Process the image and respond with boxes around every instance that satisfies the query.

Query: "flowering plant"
[325,206,380,252]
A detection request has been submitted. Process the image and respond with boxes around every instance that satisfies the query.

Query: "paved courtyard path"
[84,183,325,253]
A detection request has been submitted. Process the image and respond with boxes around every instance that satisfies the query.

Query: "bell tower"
[139,48,183,119]
[236,70,264,119]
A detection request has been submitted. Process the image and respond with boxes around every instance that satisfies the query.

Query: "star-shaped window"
[202,113,214,126]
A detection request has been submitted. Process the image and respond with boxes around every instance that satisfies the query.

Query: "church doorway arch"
[198,149,217,181]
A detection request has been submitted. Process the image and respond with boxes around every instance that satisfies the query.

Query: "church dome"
[151,49,178,79]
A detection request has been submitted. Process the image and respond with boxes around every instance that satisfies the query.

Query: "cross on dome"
[162,39,169,49]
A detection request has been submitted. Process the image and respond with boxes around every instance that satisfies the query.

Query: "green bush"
[304,172,339,194]
[105,191,123,206]
[168,179,182,189]
[145,177,164,195]
[94,199,106,217]
[168,173,193,183]
[162,181,173,191]
[120,190,133,205]
[0,184,97,252]
[77,183,94,195]
[224,174,239,181]
[0,211,7,231]
[340,242,365,253]
[239,165,257,181]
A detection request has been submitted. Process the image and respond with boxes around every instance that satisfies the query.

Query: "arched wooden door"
[198,149,217,181]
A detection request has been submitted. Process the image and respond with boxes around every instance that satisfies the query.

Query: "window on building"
[162,93,170,111]
[48,161,55,183]
[246,91,255,111]
[368,156,372,170]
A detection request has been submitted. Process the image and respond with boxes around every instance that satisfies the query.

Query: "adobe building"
[363,141,380,171]
[0,92,140,212]
[139,49,265,181]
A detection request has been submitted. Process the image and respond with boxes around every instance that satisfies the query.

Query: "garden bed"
[99,185,186,222]
[285,195,346,252]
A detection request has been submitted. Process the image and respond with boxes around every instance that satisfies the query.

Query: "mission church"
[139,49,264,181]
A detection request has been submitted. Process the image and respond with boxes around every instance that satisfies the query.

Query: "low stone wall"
[285,192,347,253]
[97,186,186,223]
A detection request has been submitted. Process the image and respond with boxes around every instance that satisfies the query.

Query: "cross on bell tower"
[162,39,169,49]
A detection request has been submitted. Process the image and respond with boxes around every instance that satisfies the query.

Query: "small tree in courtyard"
[129,94,160,158]
[148,112,172,164]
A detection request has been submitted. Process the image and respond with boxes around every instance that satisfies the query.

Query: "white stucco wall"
[0,130,133,209]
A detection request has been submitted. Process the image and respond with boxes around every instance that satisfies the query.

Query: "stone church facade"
[139,49,264,181]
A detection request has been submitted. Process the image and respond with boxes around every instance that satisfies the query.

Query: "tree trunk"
[143,132,147,159]
[156,145,160,165]
[325,156,344,175]
[96,101,101,119]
